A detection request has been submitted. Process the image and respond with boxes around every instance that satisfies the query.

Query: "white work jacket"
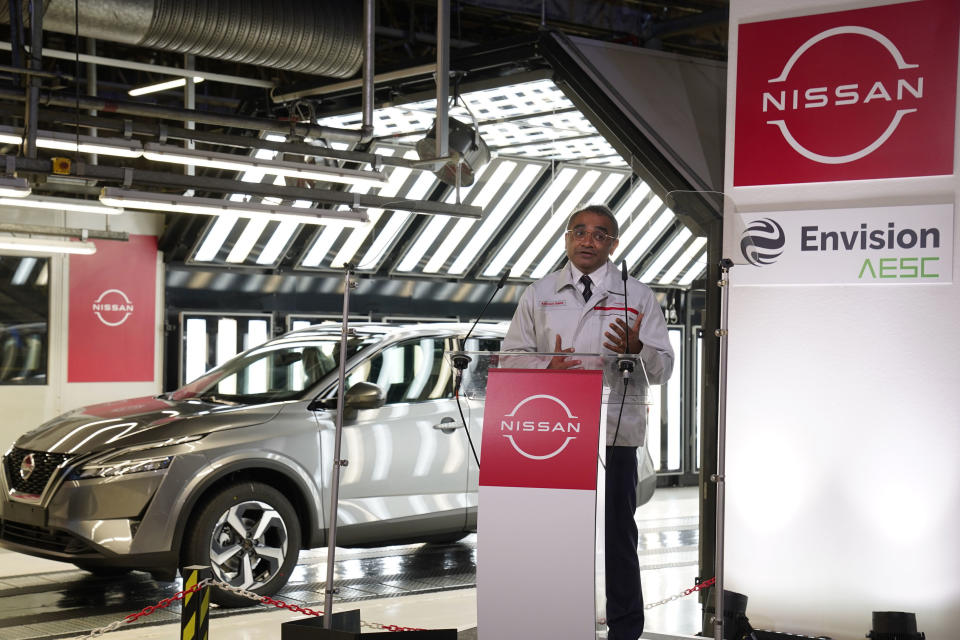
[502,260,674,447]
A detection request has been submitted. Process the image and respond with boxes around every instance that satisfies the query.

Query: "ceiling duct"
[1,0,362,77]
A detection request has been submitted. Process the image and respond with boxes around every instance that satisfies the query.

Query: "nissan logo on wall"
[499,394,581,461]
[741,218,786,267]
[92,289,135,327]
[734,0,960,185]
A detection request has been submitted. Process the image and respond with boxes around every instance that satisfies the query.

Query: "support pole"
[712,258,733,640]
[435,0,450,159]
[23,0,43,159]
[184,53,196,178]
[323,263,356,628]
[361,0,375,142]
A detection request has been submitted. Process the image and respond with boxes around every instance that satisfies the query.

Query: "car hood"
[14,395,286,455]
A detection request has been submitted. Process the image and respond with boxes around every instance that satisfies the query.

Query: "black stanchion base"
[280,609,456,639]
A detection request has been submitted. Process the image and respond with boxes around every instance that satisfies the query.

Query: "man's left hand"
[603,314,644,354]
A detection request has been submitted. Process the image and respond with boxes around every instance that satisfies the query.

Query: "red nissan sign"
[68,235,157,382]
[479,368,602,491]
[734,0,960,186]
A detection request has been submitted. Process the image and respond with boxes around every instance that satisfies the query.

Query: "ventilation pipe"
[1,0,362,77]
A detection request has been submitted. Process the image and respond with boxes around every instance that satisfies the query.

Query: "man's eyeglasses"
[566,228,617,244]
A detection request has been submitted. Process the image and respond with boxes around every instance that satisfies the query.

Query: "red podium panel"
[477,368,604,639]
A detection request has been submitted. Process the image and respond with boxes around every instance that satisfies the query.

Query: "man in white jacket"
[502,204,674,640]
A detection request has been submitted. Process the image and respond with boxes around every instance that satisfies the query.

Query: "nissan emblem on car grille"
[20,454,35,481]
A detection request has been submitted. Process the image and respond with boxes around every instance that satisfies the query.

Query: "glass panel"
[345,337,456,404]
[171,334,377,404]
[666,328,683,471]
[0,256,49,385]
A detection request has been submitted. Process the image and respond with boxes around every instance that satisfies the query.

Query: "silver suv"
[0,322,655,605]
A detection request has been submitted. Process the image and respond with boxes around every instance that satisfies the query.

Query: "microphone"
[618,261,634,378]
[452,269,509,371]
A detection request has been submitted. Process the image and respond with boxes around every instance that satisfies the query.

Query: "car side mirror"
[344,381,385,411]
[307,381,385,413]
[342,381,385,420]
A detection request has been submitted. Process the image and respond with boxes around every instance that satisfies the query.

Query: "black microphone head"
[497,269,509,289]
[621,261,628,281]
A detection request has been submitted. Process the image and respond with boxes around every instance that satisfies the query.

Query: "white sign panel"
[732,203,953,285]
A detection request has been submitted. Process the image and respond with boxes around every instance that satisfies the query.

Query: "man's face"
[565,211,619,274]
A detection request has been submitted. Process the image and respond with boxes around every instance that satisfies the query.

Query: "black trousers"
[605,445,644,640]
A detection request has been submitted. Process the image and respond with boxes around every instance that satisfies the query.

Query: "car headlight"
[68,455,173,480]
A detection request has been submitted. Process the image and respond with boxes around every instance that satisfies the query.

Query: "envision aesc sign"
[734,0,960,186]
[735,204,953,285]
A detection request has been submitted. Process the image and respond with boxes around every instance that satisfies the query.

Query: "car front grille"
[4,447,71,496]
[0,518,91,554]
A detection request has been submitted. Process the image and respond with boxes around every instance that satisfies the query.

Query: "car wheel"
[183,481,301,607]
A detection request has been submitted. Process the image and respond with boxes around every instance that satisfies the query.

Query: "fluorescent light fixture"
[129,76,205,97]
[37,131,144,158]
[0,125,143,158]
[0,235,97,255]
[143,143,388,187]
[100,188,368,227]
[0,176,31,198]
[0,195,122,214]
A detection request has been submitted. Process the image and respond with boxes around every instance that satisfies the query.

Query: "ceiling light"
[0,126,143,158]
[0,235,97,255]
[128,76,205,97]
[0,195,122,215]
[416,116,490,187]
[0,176,31,198]
[99,188,369,227]
[142,143,388,187]
[37,131,143,158]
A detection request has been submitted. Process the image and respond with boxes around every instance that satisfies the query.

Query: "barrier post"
[180,565,212,640]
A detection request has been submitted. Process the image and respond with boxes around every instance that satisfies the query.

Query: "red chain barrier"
[123,581,207,624]
[688,576,716,595]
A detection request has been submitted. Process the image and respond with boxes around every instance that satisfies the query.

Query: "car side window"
[347,337,456,404]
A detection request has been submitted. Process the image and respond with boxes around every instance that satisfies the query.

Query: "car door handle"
[433,417,465,433]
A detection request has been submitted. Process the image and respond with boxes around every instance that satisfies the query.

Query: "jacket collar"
[555,261,615,296]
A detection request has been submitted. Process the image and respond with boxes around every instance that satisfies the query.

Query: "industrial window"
[179,312,272,386]
[0,256,49,385]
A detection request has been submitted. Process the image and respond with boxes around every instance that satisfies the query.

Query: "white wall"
[724,1,960,639]
[0,206,164,449]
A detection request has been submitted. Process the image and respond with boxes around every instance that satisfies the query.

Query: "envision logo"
[499,394,581,461]
[741,218,786,266]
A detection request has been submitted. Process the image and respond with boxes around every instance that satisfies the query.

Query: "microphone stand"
[323,263,356,628]
[451,270,509,468]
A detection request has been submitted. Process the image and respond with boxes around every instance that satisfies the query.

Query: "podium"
[449,352,650,639]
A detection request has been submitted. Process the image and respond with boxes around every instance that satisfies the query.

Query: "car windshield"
[169,333,380,404]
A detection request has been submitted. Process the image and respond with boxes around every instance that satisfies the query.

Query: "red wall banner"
[734,0,960,186]
[479,368,602,491]
[68,235,157,382]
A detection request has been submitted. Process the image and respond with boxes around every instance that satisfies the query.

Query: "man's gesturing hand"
[547,334,581,369]
[603,313,644,354]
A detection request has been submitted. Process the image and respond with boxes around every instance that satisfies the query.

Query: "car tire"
[183,481,301,607]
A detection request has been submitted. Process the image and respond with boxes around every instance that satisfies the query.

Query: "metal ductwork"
[2,0,362,77]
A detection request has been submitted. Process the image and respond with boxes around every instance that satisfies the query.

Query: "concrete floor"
[0,486,703,639]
